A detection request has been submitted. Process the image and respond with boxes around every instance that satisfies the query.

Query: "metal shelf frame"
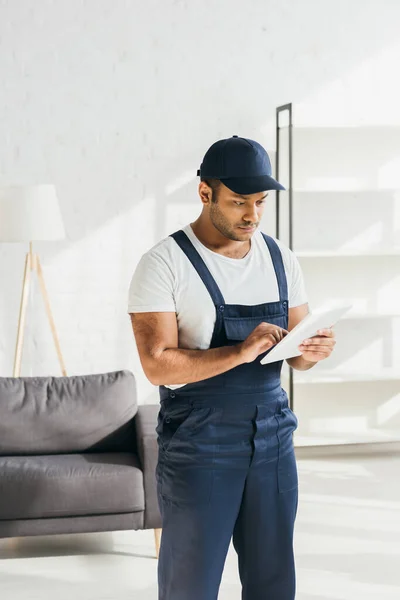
[276,103,294,409]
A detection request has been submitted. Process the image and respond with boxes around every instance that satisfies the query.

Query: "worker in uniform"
[129,135,336,600]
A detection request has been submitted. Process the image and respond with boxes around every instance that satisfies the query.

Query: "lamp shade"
[0,184,66,242]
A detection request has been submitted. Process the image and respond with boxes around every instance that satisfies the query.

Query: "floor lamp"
[0,185,67,377]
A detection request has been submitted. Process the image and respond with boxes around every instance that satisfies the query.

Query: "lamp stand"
[13,242,67,377]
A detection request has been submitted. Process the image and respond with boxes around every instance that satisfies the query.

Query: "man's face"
[208,182,269,242]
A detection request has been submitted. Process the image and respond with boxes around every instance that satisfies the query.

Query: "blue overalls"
[156,230,299,600]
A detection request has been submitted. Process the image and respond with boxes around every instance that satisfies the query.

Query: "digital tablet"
[260,304,352,365]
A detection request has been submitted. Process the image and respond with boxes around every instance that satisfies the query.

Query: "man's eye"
[234,201,244,206]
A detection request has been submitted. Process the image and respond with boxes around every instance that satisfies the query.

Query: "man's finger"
[300,344,331,352]
[302,338,336,347]
[267,332,281,343]
[306,352,328,359]
[317,328,334,337]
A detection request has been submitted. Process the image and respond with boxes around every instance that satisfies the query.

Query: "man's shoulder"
[144,233,178,259]
[256,231,291,253]
[255,232,298,269]
[141,228,190,270]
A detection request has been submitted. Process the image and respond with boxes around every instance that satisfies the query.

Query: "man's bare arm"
[130,312,243,386]
[285,303,317,371]
[130,312,287,386]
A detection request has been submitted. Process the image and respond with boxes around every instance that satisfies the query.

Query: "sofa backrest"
[0,370,138,455]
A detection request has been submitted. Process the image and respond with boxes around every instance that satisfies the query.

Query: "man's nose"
[243,206,258,222]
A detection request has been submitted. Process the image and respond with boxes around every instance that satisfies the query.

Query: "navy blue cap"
[197,135,285,194]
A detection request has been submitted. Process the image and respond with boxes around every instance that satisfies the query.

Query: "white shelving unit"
[342,313,400,320]
[288,370,400,384]
[297,249,400,257]
[276,107,400,448]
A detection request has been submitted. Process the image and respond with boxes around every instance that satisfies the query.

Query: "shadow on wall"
[1,1,400,377]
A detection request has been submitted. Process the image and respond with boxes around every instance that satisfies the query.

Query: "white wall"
[1,0,400,408]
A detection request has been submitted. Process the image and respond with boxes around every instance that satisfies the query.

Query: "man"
[129,135,336,600]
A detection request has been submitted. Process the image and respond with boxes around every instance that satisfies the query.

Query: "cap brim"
[220,175,285,194]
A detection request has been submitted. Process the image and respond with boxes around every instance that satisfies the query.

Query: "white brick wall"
[1,0,400,405]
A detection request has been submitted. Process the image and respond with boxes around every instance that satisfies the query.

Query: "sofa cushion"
[0,371,138,455]
[0,453,144,520]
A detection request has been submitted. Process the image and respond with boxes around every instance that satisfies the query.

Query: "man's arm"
[130,312,287,386]
[286,303,317,371]
[130,312,243,386]
[286,303,336,371]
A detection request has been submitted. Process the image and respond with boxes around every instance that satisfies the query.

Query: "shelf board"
[290,188,400,194]
[276,125,400,142]
[296,249,400,258]
[294,429,400,447]
[284,370,400,384]
[342,312,400,320]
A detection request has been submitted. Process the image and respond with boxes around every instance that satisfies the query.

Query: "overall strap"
[170,230,226,307]
[261,233,289,302]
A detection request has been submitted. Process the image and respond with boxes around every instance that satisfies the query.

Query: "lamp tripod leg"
[13,253,32,378]
[36,256,67,377]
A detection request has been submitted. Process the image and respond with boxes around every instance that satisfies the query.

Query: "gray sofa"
[0,370,161,542]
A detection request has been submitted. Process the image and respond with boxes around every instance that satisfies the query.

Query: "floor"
[0,453,399,600]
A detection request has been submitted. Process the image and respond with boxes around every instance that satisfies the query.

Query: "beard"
[209,201,258,241]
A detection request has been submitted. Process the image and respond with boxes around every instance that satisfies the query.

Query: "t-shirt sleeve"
[275,240,308,308]
[288,251,308,307]
[128,251,176,313]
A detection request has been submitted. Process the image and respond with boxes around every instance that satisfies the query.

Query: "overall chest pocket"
[224,314,285,342]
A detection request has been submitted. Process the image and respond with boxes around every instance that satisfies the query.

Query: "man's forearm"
[286,355,317,371]
[148,345,245,386]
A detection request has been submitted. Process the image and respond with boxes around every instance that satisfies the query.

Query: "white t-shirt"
[128,225,308,388]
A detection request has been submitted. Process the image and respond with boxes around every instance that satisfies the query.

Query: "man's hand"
[238,323,288,364]
[298,327,336,363]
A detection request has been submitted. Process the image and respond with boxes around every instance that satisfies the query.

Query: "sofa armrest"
[134,404,161,529]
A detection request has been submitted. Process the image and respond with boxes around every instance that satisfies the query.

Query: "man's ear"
[198,182,212,205]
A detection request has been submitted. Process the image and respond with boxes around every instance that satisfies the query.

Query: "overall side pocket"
[157,403,195,453]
